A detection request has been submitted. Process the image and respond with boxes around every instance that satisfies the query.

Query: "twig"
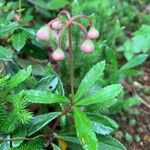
[0,135,45,142]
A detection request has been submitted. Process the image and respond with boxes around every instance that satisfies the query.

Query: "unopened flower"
[36,25,51,41]
[51,48,65,61]
[87,27,99,40]
[51,20,63,31]
[80,39,94,53]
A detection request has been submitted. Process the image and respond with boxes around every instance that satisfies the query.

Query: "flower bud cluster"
[36,15,99,61]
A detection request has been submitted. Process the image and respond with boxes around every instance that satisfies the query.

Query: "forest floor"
[116,60,150,150]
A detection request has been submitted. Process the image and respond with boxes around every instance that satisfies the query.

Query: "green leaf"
[0,22,19,38]
[24,90,68,104]
[105,49,118,69]
[6,66,32,91]
[20,15,33,25]
[12,31,27,52]
[120,54,148,71]
[75,61,105,101]
[73,107,98,150]
[76,84,123,106]
[0,46,13,61]
[28,112,61,136]
[120,69,143,76]
[48,0,69,10]
[87,113,118,135]
[98,136,126,150]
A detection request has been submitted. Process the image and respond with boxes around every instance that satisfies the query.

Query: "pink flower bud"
[51,48,65,61]
[51,20,63,31]
[80,39,94,53]
[87,27,99,40]
[36,25,50,41]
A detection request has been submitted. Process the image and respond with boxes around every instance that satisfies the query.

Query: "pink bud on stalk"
[87,27,99,40]
[36,25,51,41]
[51,48,65,61]
[51,20,63,31]
[80,39,94,53]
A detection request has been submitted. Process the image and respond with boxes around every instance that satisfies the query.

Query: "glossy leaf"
[28,112,61,136]
[24,90,68,104]
[98,136,126,150]
[75,61,105,101]
[120,54,148,71]
[87,113,118,135]
[73,107,98,150]
[6,66,32,91]
[12,31,27,52]
[0,46,13,61]
[76,84,123,106]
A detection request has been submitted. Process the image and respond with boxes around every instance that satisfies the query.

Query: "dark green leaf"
[0,46,13,61]
[75,61,105,101]
[28,112,61,136]
[76,84,123,106]
[98,136,126,150]
[24,90,68,104]
[73,107,98,150]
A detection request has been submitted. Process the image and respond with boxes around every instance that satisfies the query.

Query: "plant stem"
[68,25,74,103]
[0,135,45,142]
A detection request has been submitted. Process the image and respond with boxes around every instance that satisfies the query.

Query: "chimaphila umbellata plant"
[0,10,126,150]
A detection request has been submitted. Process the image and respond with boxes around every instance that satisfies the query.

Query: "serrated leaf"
[120,54,148,71]
[0,22,19,38]
[28,112,61,136]
[73,107,98,150]
[75,61,105,101]
[76,84,123,106]
[87,113,118,135]
[98,136,126,150]
[24,90,68,104]
[0,46,13,61]
[6,66,32,91]
[12,31,27,51]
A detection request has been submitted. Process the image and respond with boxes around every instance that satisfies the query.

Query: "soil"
[115,60,150,150]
